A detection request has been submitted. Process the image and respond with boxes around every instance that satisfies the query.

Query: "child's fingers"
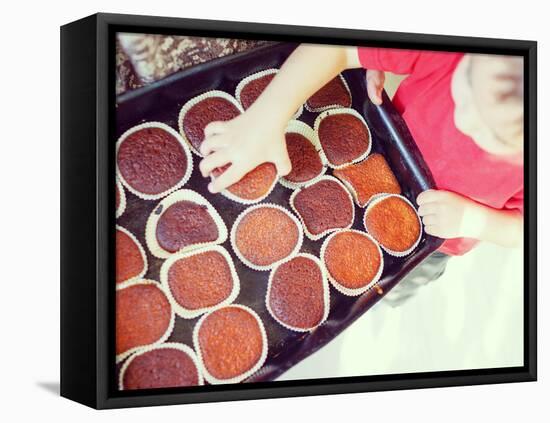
[200,134,227,156]
[418,203,439,217]
[199,151,231,177]
[275,155,292,176]
[424,224,440,237]
[366,70,384,105]
[421,215,438,226]
[208,165,244,193]
[204,121,227,138]
[416,189,440,205]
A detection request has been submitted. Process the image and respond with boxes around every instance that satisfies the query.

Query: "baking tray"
[115,42,443,384]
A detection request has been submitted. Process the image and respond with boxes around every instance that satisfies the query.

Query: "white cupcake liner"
[305,74,352,113]
[119,342,204,390]
[279,120,328,190]
[193,304,268,385]
[145,189,228,259]
[235,68,303,119]
[313,107,372,169]
[363,193,423,257]
[116,279,175,363]
[320,229,384,297]
[115,225,148,290]
[289,175,355,241]
[116,122,194,200]
[115,177,126,218]
[334,155,402,208]
[230,203,304,271]
[211,163,279,206]
[159,245,240,319]
[178,90,244,157]
[266,253,330,332]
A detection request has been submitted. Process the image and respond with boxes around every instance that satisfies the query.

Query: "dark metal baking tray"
[116,42,443,384]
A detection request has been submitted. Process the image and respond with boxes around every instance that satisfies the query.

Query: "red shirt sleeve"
[503,189,524,215]
[357,47,421,74]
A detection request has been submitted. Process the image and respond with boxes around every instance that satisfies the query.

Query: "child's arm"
[199,45,362,193]
[417,190,523,248]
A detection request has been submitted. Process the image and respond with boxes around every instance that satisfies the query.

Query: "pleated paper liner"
[265,253,330,332]
[145,189,228,259]
[115,177,126,218]
[116,279,175,363]
[116,121,193,200]
[320,229,384,297]
[115,225,148,290]
[230,203,304,271]
[235,68,303,119]
[363,193,423,257]
[304,73,352,113]
[313,107,372,169]
[193,304,268,385]
[279,120,328,190]
[177,90,244,157]
[119,342,204,390]
[160,245,240,319]
[289,175,355,241]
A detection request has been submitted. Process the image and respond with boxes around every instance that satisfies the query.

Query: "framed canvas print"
[60,13,537,409]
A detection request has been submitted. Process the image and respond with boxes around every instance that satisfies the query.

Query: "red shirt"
[357,47,524,256]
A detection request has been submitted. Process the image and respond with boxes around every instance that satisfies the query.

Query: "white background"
[0,0,546,421]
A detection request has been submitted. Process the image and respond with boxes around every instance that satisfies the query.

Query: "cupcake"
[321,230,384,296]
[116,280,174,362]
[290,176,354,240]
[306,74,352,112]
[231,204,303,271]
[235,69,303,118]
[280,120,326,189]
[119,343,203,390]
[116,225,147,289]
[266,254,329,332]
[363,194,422,256]
[212,162,278,204]
[314,108,371,168]
[160,245,240,319]
[333,153,401,207]
[193,305,267,384]
[178,91,243,156]
[146,189,227,259]
[115,177,126,218]
[116,122,193,200]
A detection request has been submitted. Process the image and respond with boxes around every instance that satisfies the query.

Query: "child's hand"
[198,112,291,193]
[366,70,385,105]
[416,189,485,239]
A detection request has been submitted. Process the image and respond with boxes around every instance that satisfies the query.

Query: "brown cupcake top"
[155,200,219,253]
[334,153,401,207]
[234,206,299,267]
[268,256,326,330]
[116,283,172,356]
[317,113,370,166]
[121,346,200,390]
[307,75,351,110]
[323,231,382,289]
[285,132,324,184]
[213,162,277,201]
[181,96,241,152]
[116,227,145,285]
[292,178,354,237]
[197,306,265,381]
[167,250,234,311]
[364,195,421,253]
[117,126,189,196]
[239,73,275,110]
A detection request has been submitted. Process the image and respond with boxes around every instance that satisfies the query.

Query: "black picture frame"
[60,12,537,409]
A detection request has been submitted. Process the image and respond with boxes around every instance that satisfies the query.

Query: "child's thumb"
[276,156,292,176]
